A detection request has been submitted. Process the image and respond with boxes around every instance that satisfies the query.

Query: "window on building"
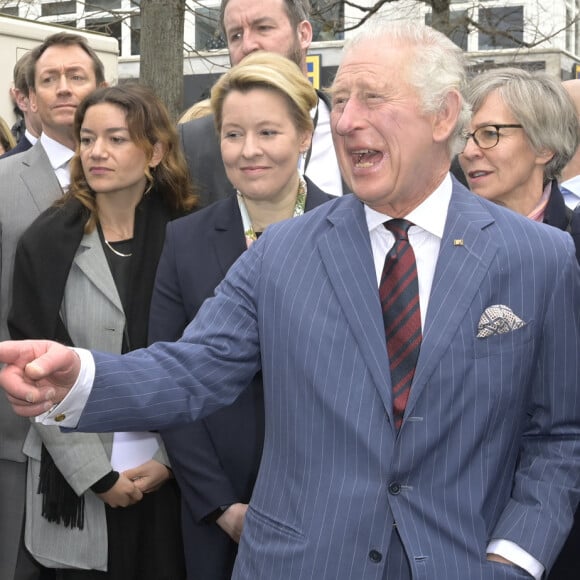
[311,0,344,41]
[566,4,574,52]
[0,5,19,16]
[425,10,468,50]
[131,13,141,55]
[195,6,225,51]
[86,16,122,50]
[85,0,122,11]
[478,6,523,50]
[41,0,76,17]
[576,0,580,58]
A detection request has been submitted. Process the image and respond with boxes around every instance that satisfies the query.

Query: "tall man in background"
[560,79,580,209]
[0,33,105,580]
[0,52,42,160]
[2,20,580,580]
[180,0,345,205]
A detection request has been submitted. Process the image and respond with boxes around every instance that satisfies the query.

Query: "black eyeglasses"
[463,124,523,150]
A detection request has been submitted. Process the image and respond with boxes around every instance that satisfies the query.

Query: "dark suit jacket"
[150,178,333,579]
[0,135,33,160]
[543,180,580,580]
[544,180,580,264]
[178,91,347,207]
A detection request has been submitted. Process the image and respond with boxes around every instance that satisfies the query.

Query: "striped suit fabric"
[75,181,580,580]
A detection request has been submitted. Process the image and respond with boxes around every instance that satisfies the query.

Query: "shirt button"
[54,413,66,422]
[388,482,401,495]
[369,549,383,563]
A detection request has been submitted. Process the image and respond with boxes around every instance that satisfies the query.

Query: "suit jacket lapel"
[19,142,63,211]
[405,186,498,417]
[212,196,247,278]
[75,229,124,313]
[317,195,394,422]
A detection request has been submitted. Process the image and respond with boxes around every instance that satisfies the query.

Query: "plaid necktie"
[380,219,422,429]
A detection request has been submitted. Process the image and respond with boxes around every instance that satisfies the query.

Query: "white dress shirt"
[25,129,38,147]
[40,133,74,189]
[41,173,542,579]
[559,175,580,210]
[299,97,344,197]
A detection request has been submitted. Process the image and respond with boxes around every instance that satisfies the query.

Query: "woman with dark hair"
[8,83,197,579]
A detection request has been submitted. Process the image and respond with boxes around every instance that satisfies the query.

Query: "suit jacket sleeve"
[148,223,192,343]
[491,242,580,567]
[162,421,239,522]
[78,233,265,433]
[150,219,242,520]
[29,422,112,495]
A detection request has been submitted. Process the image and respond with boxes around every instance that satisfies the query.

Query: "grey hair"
[343,18,471,156]
[220,0,311,34]
[464,67,579,181]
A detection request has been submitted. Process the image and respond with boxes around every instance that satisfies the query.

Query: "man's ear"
[432,89,462,144]
[297,20,313,50]
[13,89,30,113]
[29,89,38,113]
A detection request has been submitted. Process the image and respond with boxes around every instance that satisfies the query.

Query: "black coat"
[150,178,334,580]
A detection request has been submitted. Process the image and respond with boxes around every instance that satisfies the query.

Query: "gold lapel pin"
[453,239,464,246]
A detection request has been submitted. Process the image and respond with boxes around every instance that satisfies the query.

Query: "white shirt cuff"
[487,539,544,580]
[35,348,95,428]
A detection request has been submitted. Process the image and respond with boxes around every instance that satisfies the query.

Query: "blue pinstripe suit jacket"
[76,181,580,580]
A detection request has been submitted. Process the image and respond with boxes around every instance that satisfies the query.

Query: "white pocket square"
[477,304,526,338]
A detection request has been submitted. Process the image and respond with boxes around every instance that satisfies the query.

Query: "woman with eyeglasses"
[459,67,580,263]
[460,67,580,580]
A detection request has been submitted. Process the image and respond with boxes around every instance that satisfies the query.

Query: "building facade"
[1,0,579,109]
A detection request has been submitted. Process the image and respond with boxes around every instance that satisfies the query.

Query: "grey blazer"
[0,141,63,579]
[22,228,168,570]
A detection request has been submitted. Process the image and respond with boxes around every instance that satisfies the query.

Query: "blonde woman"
[150,51,333,579]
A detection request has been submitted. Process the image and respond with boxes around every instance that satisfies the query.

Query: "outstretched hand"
[0,340,81,417]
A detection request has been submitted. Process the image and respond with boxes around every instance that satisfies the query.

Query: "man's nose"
[241,32,261,56]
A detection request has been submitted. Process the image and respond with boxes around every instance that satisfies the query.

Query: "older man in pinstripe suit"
[2,19,580,580]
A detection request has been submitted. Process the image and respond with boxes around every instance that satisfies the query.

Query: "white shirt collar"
[40,132,74,171]
[364,173,453,239]
[25,130,38,146]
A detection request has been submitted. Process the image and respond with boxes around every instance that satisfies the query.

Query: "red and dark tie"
[380,219,422,429]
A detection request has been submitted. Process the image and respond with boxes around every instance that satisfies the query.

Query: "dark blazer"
[544,181,580,580]
[543,180,580,264]
[150,178,333,579]
[78,183,580,579]
[0,135,33,160]
[178,91,347,207]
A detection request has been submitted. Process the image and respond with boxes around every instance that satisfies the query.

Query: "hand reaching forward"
[0,340,81,417]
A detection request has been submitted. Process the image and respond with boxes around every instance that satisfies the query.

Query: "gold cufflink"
[54,413,66,422]
[453,239,464,246]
